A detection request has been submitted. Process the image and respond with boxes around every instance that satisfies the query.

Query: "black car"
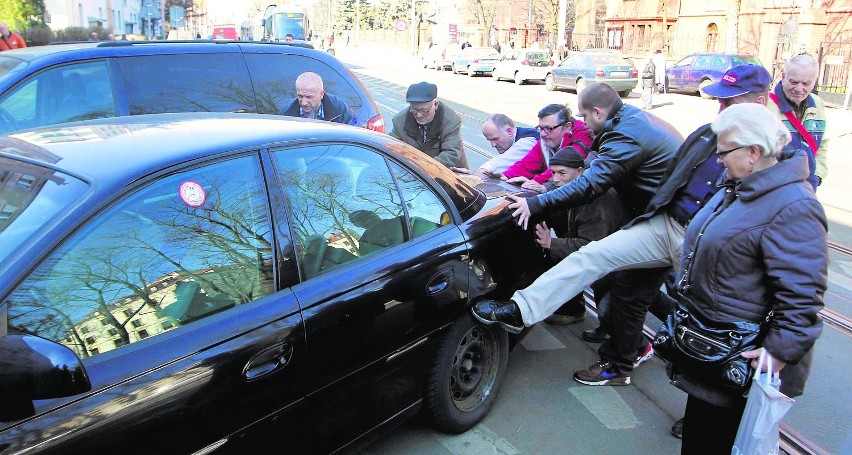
[0,113,545,454]
[0,40,384,135]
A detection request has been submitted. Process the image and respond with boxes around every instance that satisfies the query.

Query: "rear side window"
[244,54,364,122]
[0,61,116,135]
[115,54,255,115]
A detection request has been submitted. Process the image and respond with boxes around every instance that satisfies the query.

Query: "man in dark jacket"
[280,72,357,126]
[389,82,467,168]
[471,82,681,336]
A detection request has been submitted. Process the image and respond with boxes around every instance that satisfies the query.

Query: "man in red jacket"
[0,23,27,51]
[483,103,594,194]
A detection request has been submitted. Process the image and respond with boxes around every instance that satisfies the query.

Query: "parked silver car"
[492,49,554,85]
[452,47,501,76]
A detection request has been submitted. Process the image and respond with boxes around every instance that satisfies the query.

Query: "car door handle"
[243,341,293,381]
[426,268,453,295]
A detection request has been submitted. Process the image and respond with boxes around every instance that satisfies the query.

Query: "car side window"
[711,56,725,67]
[272,144,408,280]
[674,56,695,67]
[390,163,448,238]
[244,54,362,119]
[0,61,116,135]
[694,55,713,66]
[116,54,255,114]
[4,155,274,359]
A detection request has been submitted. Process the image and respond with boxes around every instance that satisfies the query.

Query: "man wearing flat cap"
[389,81,467,168]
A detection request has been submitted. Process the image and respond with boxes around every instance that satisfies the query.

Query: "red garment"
[503,120,594,184]
[0,31,27,51]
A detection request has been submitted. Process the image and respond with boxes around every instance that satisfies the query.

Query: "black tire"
[424,312,509,433]
[514,72,524,85]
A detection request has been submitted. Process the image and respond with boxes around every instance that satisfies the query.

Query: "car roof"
[0,40,329,83]
[1,113,388,191]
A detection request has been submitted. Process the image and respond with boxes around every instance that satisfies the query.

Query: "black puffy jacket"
[673,150,827,406]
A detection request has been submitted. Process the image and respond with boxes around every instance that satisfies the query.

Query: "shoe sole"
[573,374,631,386]
[633,347,654,368]
[471,310,523,334]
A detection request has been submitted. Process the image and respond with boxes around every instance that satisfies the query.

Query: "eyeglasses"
[716,145,747,158]
[409,104,435,116]
[536,122,566,133]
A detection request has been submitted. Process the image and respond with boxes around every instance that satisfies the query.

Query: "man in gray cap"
[389,81,467,168]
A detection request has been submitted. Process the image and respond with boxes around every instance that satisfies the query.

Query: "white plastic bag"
[731,349,795,455]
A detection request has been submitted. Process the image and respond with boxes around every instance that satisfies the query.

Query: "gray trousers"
[513,212,686,325]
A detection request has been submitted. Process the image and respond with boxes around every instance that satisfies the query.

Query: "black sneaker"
[671,417,684,439]
[471,299,524,334]
[582,326,611,343]
[573,360,630,386]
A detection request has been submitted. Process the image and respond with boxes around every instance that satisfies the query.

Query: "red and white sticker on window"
[179,180,207,207]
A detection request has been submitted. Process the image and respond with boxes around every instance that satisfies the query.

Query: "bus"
[262,6,311,42]
[212,24,238,40]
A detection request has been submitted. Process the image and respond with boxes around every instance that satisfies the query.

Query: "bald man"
[280,71,357,125]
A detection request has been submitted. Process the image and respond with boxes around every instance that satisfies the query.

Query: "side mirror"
[0,334,91,399]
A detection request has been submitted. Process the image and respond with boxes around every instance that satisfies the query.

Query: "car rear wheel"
[452,64,458,74]
[468,67,475,77]
[545,74,556,91]
[514,72,525,85]
[618,89,631,98]
[575,77,587,95]
[424,312,509,433]
[492,71,501,81]
[699,79,714,99]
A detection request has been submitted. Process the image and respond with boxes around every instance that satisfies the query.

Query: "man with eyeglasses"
[483,104,594,194]
[389,82,467,168]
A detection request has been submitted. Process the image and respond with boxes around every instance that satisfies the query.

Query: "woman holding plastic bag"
[661,103,827,454]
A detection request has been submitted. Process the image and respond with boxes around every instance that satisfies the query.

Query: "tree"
[0,0,45,29]
[463,0,498,46]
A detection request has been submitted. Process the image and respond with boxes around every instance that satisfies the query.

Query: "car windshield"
[0,156,89,264]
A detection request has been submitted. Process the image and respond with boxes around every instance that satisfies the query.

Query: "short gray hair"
[711,104,790,157]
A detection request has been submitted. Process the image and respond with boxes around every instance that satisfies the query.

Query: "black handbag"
[652,296,768,389]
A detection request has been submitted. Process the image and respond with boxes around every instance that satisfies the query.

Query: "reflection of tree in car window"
[4,156,274,359]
